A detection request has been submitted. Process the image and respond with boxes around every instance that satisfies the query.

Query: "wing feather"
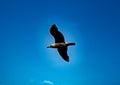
[57,46,69,62]
[50,24,65,43]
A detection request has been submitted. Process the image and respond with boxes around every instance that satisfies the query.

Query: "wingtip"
[66,60,69,62]
[50,24,57,29]
[52,24,56,27]
[64,57,69,62]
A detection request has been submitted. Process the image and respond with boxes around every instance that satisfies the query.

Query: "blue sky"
[0,0,120,85]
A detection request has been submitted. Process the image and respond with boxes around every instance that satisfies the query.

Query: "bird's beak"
[47,46,50,48]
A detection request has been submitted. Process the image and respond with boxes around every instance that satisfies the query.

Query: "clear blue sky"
[0,0,120,85]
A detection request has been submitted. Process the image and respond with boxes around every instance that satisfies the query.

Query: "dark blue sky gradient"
[0,0,120,85]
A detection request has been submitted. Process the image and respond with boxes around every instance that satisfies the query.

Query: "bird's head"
[47,44,55,48]
[47,45,52,48]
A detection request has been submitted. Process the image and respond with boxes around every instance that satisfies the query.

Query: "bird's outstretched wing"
[50,24,65,43]
[57,46,69,62]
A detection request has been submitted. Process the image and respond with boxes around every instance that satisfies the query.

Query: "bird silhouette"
[47,24,75,62]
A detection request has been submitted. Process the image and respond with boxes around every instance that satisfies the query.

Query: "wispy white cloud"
[43,80,54,85]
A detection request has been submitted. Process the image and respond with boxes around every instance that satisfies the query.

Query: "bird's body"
[47,42,75,48]
[47,24,75,62]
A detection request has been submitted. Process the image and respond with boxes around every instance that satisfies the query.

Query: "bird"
[47,24,75,62]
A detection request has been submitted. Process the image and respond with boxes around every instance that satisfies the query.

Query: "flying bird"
[47,24,75,62]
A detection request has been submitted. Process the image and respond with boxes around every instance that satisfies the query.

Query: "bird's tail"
[66,42,76,46]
